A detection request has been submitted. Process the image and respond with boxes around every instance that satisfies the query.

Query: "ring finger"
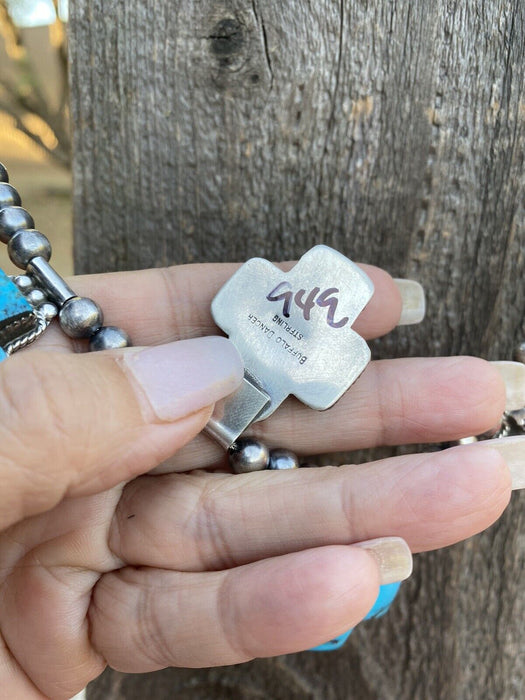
[110,440,517,572]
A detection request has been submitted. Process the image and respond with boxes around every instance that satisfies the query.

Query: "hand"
[0,262,518,699]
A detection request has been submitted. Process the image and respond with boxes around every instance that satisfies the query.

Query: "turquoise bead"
[309,582,402,652]
[0,347,6,362]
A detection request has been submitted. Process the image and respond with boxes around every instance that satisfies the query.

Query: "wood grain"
[69,1,525,697]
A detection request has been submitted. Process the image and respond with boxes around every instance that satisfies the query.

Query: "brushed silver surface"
[206,372,271,448]
[211,245,374,423]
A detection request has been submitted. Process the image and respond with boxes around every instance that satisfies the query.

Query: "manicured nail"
[480,436,525,490]
[394,279,426,325]
[491,361,525,411]
[69,690,87,700]
[122,336,244,421]
[354,537,413,585]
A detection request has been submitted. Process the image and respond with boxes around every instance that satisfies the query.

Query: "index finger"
[68,262,404,348]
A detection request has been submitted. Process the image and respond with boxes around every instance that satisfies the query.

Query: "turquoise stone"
[310,582,402,652]
[0,269,34,358]
[0,269,32,321]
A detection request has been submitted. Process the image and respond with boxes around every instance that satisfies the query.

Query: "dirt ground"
[0,133,73,277]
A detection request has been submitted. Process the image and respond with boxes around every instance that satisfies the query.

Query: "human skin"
[0,261,517,699]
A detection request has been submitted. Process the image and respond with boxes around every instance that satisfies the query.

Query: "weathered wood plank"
[69,1,525,698]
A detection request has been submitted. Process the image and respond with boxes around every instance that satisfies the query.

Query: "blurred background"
[0,0,72,275]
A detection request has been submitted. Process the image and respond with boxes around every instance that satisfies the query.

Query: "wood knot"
[202,10,271,92]
[209,18,245,59]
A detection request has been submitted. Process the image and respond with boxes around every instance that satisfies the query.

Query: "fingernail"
[480,436,525,490]
[491,361,525,411]
[354,537,413,585]
[122,336,244,421]
[394,279,426,325]
[69,690,87,700]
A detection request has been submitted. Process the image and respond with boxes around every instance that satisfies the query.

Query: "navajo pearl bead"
[0,182,21,209]
[268,448,300,470]
[228,437,270,473]
[59,297,103,339]
[8,230,52,269]
[0,207,35,243]
[89,326,132,351]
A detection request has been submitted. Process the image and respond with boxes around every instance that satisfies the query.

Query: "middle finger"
[34,262,404,355]
[154,355,506,472]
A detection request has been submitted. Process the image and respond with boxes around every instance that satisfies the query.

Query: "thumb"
[0,336,243,529]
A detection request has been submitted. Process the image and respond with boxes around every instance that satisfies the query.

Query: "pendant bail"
[205,370,271,448]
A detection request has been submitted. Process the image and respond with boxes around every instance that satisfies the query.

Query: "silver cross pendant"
[205,245,374,448]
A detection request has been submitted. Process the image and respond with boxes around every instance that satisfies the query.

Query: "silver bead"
[228,437,270,473]
[89,326,132,351]
[59,296,103,339]
[39,302,58,321]
[26,288,47,306]
[13,274,34,291]
[8,230,52,269]
[511,407,525,430]
[268,448,299,470]
[514,342,525,365]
